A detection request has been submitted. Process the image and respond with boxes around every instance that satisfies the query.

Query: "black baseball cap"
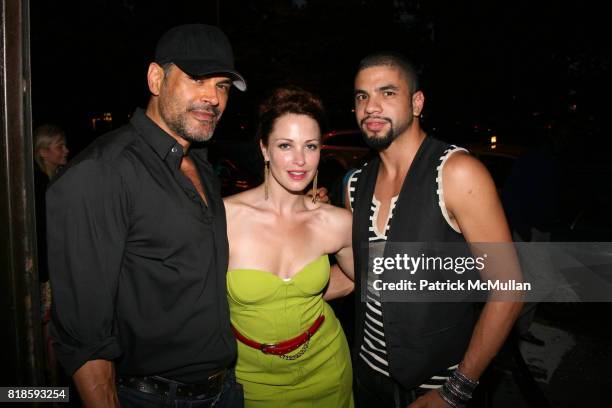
[154,24,247,91]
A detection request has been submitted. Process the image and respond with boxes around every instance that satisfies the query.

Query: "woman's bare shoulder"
[223,188,261,215]
[308,203,352,251]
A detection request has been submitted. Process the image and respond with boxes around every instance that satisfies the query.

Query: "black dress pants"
[353,357,428,408]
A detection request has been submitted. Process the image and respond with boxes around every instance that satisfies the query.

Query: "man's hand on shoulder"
[304,186,330,209]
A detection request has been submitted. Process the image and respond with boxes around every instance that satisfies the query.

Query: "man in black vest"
[346,52,523,407]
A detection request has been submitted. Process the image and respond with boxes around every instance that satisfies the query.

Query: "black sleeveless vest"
[352,136,476,389]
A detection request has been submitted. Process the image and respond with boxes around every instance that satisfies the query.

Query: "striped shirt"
[348,167,395,377]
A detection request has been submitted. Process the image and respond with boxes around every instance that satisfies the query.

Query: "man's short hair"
[357,52,420,95]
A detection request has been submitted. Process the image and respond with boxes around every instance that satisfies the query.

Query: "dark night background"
[29,0,612,221]
[30,0,609,147]
[26,1,612,405]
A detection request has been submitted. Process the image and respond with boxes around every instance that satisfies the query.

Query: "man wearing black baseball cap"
[154,24,246,92]
[48,24,246,407]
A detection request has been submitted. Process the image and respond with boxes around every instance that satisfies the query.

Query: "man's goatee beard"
[362,127,397,150]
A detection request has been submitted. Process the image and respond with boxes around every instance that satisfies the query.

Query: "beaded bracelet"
[437,369,479,408]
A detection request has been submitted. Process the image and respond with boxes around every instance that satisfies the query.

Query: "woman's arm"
[323,206,355,300]
[324,263,354,301]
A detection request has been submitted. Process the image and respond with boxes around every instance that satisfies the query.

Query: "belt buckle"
[259,342,276,354]
[118,376,171,398]
[207,369,226,392]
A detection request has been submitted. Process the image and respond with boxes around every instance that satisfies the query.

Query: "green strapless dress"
[227,255,353,408]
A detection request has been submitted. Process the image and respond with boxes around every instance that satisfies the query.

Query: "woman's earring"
[311,170,318,204]
[264,160,270,200]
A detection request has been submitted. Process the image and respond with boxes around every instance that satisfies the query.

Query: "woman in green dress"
[224,86,355,407]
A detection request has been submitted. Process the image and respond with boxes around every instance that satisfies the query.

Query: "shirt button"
[171,146,179,154]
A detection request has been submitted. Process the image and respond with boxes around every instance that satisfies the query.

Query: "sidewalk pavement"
[489,304,612,407]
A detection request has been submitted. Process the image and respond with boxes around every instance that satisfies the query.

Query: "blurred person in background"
[34,124,69,179]
[33,123,69,384]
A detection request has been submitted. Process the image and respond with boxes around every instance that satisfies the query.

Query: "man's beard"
[360,115,412,150]
[361,125,396,149]
[160,101,220,143]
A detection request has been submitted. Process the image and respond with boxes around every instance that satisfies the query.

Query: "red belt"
[231,315,325,356]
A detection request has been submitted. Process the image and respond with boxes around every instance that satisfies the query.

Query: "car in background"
[467,141,609,242]
[319,129,374,205]
[320,129,372,170]
[207,139,262,197]
[466,143,524,189]
[212,157,259,197]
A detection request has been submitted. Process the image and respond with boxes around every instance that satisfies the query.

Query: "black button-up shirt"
[47,109,235,383]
